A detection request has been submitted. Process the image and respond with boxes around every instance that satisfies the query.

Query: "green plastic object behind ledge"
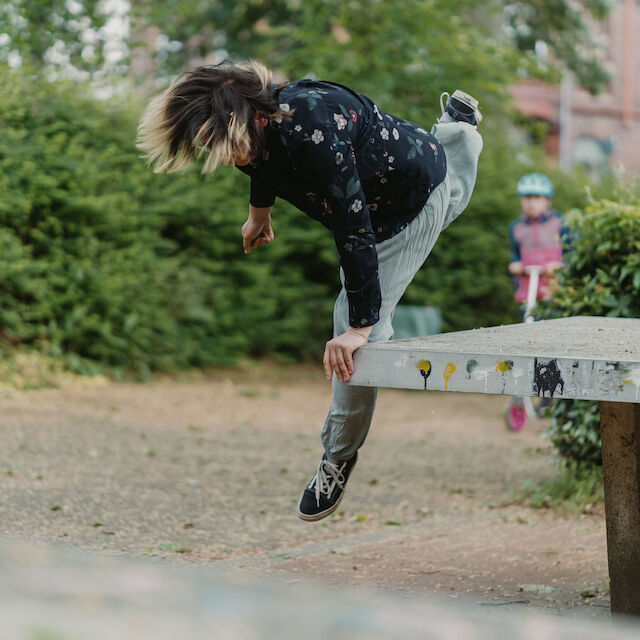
[391,305,442,340]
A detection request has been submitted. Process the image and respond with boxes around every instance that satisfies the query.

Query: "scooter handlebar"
[523,265,543,275]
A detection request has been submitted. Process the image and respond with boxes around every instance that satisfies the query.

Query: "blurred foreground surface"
[2,540,640,640]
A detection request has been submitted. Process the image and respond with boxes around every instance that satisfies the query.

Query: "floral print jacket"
[236,79,446,328]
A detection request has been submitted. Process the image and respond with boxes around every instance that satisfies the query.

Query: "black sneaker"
[297,452,357,522]
[440,90,482,125]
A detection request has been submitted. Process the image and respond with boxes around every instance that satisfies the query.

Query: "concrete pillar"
[600,401,640,616]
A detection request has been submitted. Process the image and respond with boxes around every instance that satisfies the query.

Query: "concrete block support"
[601,401,640,616]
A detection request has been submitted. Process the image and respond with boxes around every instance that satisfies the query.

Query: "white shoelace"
[439,92,450,118]
[311,459,346,507]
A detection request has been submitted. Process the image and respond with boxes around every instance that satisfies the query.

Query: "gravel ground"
[0,365,610,617]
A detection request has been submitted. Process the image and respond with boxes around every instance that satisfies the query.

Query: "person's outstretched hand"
[324,326,372,383]
[242,208,274,254]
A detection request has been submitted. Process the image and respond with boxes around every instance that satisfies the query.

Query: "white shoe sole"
[296,491,345,522]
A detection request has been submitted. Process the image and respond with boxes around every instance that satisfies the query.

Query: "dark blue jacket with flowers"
[236,80,446,328]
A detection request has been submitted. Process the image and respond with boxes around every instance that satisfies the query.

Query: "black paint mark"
[533,358,565,398]
[417,361,432,390]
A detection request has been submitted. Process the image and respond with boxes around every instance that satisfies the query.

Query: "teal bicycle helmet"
[516,173,554,198]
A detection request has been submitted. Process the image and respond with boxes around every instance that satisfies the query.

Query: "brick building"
[511,0,639,175]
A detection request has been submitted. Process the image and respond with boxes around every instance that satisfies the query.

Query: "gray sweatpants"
[321,117,483,462]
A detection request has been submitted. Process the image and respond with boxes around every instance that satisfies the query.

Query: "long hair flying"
[137,59,290,174]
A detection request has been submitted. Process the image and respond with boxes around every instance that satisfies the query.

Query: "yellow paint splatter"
[443,363,456,390]
[417,360,431,375]
[495,360,514,377]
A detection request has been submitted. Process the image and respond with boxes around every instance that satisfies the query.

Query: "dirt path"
[0,366,609,617]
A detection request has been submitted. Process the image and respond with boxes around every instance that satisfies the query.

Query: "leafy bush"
[0,66,337,372]
[541,186,640,465]
[544,400,602,465]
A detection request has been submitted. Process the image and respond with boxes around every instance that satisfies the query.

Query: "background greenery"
[0,0,618,373]
[539,188,640,466]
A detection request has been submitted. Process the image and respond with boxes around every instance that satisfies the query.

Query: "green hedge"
[0,66,601,372]
[540,188,640,464]
[0,68,339,373]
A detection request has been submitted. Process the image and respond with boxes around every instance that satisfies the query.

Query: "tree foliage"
[504,0,612,94]
[0,0,114,75]
[134,0,612,94]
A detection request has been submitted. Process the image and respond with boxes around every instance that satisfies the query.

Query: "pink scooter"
[505,265,547,431]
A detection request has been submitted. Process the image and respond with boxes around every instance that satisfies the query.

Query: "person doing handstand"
[137,59,483,521]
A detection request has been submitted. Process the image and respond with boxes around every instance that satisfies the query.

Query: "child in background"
[508,173,567,308]
[506,173,567,429]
